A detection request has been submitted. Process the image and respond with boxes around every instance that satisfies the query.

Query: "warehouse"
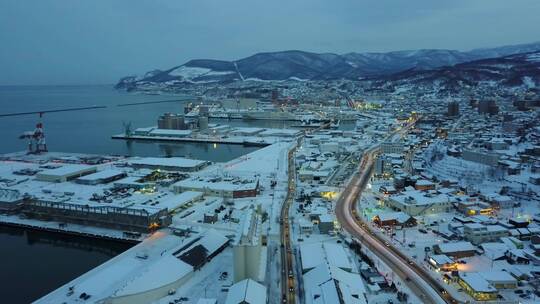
[24,197,171,232]
[154,191,204,213]
[129,157,208,172]
[76,169,127,185]
[173,177,259,199]
[36,164,97,182]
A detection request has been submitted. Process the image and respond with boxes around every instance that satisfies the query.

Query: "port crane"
[1,105,106,154]
[19,112,48,154]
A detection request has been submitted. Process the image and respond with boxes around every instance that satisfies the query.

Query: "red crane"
[19,112,48,154]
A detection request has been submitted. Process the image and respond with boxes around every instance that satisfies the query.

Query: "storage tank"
[171,115,186,130]
[198,116,209,133]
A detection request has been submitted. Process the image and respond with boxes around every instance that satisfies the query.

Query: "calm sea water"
[0,225,132,303]
[0,85,270,161]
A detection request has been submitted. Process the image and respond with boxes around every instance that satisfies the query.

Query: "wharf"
[0,215,143,244]
[111,133,279,146]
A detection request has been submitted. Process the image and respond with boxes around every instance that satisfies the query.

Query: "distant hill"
[116,41,540,89]
[375,50,540,89]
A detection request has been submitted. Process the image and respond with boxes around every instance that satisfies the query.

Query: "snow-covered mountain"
[115,41,540,89]
[376,50,540,90]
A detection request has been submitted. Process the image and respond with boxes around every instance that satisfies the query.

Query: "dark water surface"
[0,85,266,161]
[0,225,132,303]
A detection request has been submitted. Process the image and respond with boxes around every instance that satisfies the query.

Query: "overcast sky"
[1,0,539,85]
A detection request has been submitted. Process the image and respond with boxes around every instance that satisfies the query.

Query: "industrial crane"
[19,112,48,154]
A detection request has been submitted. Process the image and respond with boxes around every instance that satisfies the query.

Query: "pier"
[111,133,276,146]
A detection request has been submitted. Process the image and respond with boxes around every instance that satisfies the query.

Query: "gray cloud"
[0,0,539,85]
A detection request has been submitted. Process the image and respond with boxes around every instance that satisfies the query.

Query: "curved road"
[335,126,460,304]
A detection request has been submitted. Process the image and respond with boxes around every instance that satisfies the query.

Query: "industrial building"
[76,169,127,185]
[233,209,265,283]
[173,177,259,199]
[157,113,187,130]
[148,129,192,138]
[36,164,97,182]
[129,157,208,172]
[174,230,229,270]
[23,197,172,232]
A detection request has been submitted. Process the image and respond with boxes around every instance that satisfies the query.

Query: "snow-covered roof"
[198,229,230,254]
[303,263,367,304]
[300,242,353,272]
[259,128,301,137]
[76,169,125,182]
[115,255,193,296]
[174,177,258,193]
[155,191,203,210]
[429,254,454,265]
[375,211,412,223]
[458,272,497,293]
[223,142,292,174]
[149,129,192,136]
[437,241,476,253]
[129,157,206,169]
[479,271,517,284]
[35,233,195,303]
[389,190,449,206]
[37,164,96,177]
[225,279,267,304]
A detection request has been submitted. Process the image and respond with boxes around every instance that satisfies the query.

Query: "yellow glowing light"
[321,191,338,200]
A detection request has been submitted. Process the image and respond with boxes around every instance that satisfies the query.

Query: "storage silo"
[198,116,209,133]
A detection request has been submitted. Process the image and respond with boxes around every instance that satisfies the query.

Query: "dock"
[111,133,277,146]
[0,215,144,244]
